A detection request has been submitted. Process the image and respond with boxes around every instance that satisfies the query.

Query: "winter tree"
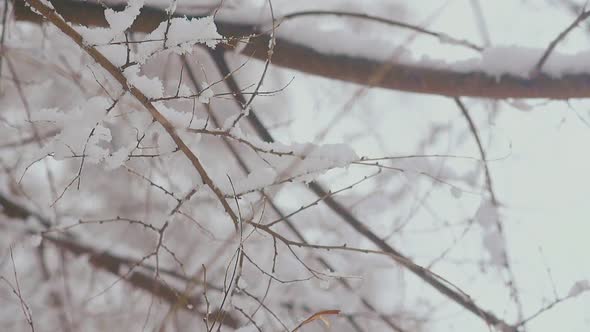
[1,0,589,331]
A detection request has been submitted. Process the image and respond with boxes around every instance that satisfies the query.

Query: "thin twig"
[16,0,590,98]
[280,10,482,51]
[533,5,590,74]
[453,97,497,204]
[24,0,240,230]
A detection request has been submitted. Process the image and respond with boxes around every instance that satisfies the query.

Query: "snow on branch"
[22,0,242,230]
[12,0,590,99]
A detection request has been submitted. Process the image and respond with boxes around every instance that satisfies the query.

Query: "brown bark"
[0,192,240,328]
[12,0,590,99]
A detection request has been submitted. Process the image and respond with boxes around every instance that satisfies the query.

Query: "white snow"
[135,16,222,63]
[198,83,214,104]
[78,0,144,45]
[261,15,590,79]
[104,0,144,36]
[156,102,193,127]
[450,46,590,79]
[123,66,164,98]
[104,146,131,170]
[30,97,114,165]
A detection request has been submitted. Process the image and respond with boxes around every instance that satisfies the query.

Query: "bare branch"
[533,6,590,74]
[0,192,241,328]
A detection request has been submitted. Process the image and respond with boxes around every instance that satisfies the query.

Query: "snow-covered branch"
[13,0,590,99]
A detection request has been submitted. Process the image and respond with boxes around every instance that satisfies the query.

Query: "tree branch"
[212,48,518,331]
[0,192,241,328]
[21,0,240,230]
[12,0,590,99]
[192,52,407,331]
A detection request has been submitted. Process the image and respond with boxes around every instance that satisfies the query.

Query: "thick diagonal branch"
[186,54,406,332]
[0,193,240,328]
[22,0,239,229]
[211,49,517,330]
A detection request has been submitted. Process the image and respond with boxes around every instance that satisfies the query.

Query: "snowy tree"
[1,0,589,331]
